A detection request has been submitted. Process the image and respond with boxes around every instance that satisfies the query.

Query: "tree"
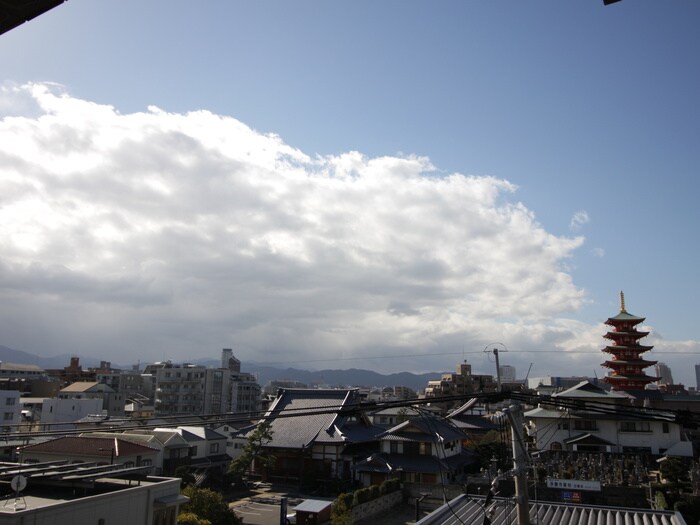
[228,421,275,483]
[175,465,196,488]
[180,486,240,525]
[660,457,690,494]
[331,493,355,525]
[177,512,212,525]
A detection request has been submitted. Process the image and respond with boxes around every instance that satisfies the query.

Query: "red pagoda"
[601,292,659,391]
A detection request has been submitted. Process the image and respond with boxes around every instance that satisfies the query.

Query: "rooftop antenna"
[484,343,508,392]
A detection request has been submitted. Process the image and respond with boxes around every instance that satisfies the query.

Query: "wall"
[350,491,403,522]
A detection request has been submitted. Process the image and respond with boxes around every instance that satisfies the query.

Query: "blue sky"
[0,1,699,385]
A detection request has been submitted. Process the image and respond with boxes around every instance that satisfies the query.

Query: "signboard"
[546,478,601,492]
[561,491,582,503]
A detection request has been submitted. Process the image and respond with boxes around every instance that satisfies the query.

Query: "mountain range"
[0,345,444,391]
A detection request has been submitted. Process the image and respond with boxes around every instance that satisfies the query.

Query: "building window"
[3,413,13,421]
[573,420,597,432]
[5,398,15,406]
[210,443,219,454]
[662,422,669,434]
[620,421,651,433]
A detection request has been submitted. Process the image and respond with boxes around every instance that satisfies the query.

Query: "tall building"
[499,365,516,382]
[655,362,674,385]
[601,292,659,391]
[148,362,207,416]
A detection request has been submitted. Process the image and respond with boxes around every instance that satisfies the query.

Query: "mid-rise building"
[147,350,261,417]
[148,362,207,416]
[424,362,496,411]
[655,362,674,386]
[498,365,516,382]
[0,390,20,433]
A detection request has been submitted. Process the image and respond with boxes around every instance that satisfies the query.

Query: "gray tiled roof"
[263,388,361,449]
[381,415,465,443]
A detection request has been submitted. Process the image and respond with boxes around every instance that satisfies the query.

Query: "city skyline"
[1,2,699,386]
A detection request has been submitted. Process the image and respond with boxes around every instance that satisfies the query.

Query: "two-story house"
[524,381,692,456]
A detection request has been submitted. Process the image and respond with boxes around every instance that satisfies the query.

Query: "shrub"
[369,484,380,499]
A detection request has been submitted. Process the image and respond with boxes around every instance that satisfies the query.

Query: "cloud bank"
[0,82,603,375]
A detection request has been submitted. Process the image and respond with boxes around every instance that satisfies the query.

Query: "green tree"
[228,421,275,483]
[175,465,196,488]
[177,512,212,525]
[331,493,355,525]
[180,486,240,525]
[660,458,690,494]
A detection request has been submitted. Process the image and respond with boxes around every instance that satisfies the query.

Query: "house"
[446,399,499,441]
[81,430,191,475]
[0,461,186,525]
[154,426,230,482]
[524,381,692,456]
[353,412,472,486]
[20,435,159,469]
[58,381,125,417]
[38,397,104,431]
[416,494,687,525]
[251,388,382,483]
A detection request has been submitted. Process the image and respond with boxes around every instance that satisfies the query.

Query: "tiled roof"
[263,388,361,449]
[381,415,465,443]
[417,495,687,525]
[60,381,101,393]
[177,426,227,441]
[21,436,158,458]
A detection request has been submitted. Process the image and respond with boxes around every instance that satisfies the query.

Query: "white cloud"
[570,210,590,230]
[0,82,596,372]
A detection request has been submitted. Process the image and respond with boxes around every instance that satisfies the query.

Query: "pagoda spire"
[620,290,626,313]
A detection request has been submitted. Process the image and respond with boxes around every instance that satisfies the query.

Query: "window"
[573,420,597,431]
[210,443,219,454]
[3,413,13,421]
[662,422,669,434]
[390,442,399,454]
[620,421,651,433]
[5,398,15,406]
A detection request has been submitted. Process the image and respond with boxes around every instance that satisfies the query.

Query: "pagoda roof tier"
[602,362,657,371]
[605,311,645,325]
[601,359,657,367]
[603,331,650,340]
[603,375,660,383]
[601,345,654,354]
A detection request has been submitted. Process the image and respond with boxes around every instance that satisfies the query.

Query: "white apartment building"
[0,390,20,433]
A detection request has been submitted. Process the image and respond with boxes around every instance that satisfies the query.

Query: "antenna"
[484,343,508,392]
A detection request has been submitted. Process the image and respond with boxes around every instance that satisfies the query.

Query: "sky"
[0,1,699,386]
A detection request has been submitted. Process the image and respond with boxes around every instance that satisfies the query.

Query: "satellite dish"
[10,475,27,492]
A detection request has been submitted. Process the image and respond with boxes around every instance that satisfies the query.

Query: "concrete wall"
[350,491,403,522]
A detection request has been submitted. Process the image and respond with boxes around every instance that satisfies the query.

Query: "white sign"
[546,478,601,492]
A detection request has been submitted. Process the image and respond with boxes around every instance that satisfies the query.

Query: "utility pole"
[504,404,530,525]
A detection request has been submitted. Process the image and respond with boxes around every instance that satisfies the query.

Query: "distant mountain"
[0,345,444,391]
[244,363,444,391]
[0,345,104,370]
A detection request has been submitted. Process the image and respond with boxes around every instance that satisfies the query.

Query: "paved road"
[231,500,287,525]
